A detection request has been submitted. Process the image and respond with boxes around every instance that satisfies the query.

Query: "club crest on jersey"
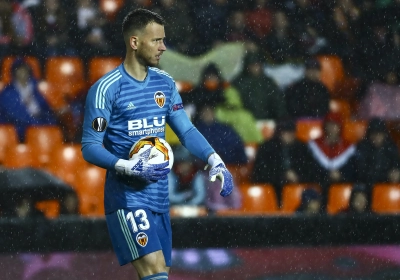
[136,232,148,247]
[154,91,166,108]
[92,117,107,132]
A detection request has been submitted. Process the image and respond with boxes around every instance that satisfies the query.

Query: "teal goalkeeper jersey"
[81,64,214,214]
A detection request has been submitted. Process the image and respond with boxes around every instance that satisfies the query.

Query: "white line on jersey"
[95,70,122,109]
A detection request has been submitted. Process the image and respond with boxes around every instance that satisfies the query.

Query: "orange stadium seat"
[226,164,251,185]
[100,0,125,21]
[45,57,86,99]
[48,144,88,187]
[175,80,194,93]
[0,124,18,165]
[75,165,106,216]
[316,55,345,94]
[372,184,400,214]
[88,56,123,85]
[343,120,367,144]
[36,200,60,219]
[327,183,353,215]
[217,183,279,216]
[329,99,351,120]
[4,144,36,168]
[25,126,64,168]
[1,56,41,85]
[240,183,279,213]
[296,119,323,142]
[280,184,320,214]
[37,81,68,110]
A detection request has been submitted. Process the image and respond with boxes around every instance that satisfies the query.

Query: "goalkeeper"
[81,8,233,280]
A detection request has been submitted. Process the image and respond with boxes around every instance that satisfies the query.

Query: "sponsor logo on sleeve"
[154,91,166,108]
[92,117,107,132]
[172,103,184,111]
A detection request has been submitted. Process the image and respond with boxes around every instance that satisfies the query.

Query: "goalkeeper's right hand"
[115,149,170,182]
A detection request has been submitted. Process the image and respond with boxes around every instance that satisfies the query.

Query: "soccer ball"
[129,136,174,169]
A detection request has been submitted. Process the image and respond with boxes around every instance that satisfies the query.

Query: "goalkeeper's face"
[136,22,167,67]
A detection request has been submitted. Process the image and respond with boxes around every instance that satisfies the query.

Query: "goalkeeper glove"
[115,149,170,182]
[205,153,234,197]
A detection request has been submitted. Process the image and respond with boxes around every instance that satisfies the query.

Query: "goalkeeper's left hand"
[205,153,234,197]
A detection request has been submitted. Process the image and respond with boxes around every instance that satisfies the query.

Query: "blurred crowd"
[1,0,400,218]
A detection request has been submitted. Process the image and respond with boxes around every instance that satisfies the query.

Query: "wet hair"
[122,8,165,41]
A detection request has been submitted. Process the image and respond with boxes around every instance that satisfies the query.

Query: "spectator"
[264,9,301,63]
[0,0,15,57]
[340,184,371,215]
[192,0,230,52]
[357,67,400,120]
[355,118,400,191]
[32,0,76,59]
[285,58,330,118]
[14,195,46,219]
[296,188,323,215]
[244,0,273,45]
[168,145,206,206]
[225,10,253,43]
[195,104,247,165]
[358,14,392,81]
[184,63,226,115]
[187,63,262,144]
[70,0,112,59]
[252,120,314,203]
[153,0,195,54]
[324,6,361,76]
[308,112,357,205]
[59,192,80,216]
[0,0,34,57]
[232,50,287,120]
[0,59,57,141]
[187,64,263,144]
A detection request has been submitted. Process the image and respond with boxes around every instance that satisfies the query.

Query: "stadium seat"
[329,99,351,120]
[37,81,68,110]
[4,144,36,168]
[25,126,64,168]
[316,55,345,94]
[175,80,194,93]
[296,119,323,142]
[47,144,88,187]
[280,184,320,213]
[239,183,279,214]
[226,164,251,186]
[0,124,18,165]
[35,200,60,219]
[100,0,125,21]
[372,184,400,214]
[1,56,41,85]
[343,120,367,144]
[45,56,86,99]
[327,183,353,215]
[74,165,106,216]
[170,205,207,217]
[88,56,123,85]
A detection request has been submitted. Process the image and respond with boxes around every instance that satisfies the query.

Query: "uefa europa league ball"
[129,136,174,169]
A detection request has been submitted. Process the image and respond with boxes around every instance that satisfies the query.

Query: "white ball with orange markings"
[129,136,174,169]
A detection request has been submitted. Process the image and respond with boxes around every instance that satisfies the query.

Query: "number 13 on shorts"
[106,208,172,266]
[127,209,150,232]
